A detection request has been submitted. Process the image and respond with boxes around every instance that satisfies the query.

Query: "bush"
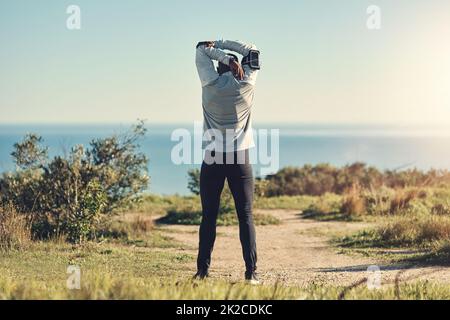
[0,205,31,251]
[0,121,149,242]
[341,185,366,216]
[264,163,450,197]
[362,187,395,215]
[186,168,235,215]
[389,189,427,214]
[342,215,450,248]
[96,215,154,240]
[187,169,200,195]
[64,181,107,243]
[340,187,430,217]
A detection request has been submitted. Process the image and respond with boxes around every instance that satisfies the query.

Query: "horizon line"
[1,121,450,127]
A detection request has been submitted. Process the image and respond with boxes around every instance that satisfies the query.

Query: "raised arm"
[214,39,257,56]
[195,42,233,87]
[214,39,259,86]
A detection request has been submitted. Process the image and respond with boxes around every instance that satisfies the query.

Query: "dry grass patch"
[0,206,31,251]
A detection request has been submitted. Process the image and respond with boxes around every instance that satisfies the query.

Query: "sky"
[1,0,450,125]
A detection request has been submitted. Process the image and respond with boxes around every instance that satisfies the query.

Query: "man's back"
[195,40,259,152]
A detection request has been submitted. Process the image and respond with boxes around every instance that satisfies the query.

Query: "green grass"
[335,214,450,264]
[2,238,450,299]
[156,210,281,226]
[120,194,200,215]
[133,194,334,214]
[0,237,449,300]
[254,195,318,210]
[2,266,450,299]
[3,190,450,299]
[0,240,193,282]
[95,215,181,249]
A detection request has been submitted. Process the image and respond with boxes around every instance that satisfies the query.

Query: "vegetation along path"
[157,210,450,287]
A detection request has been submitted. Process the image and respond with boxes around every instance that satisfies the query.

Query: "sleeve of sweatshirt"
[195,45,233,87]
[215,39,259,86]
[214,39,257,57]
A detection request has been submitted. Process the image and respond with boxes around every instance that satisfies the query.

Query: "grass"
[120,194,200,215]
[157,210,281,226]
[2,266,450,299]
[339,215,450,248]
[135,193,330,214]
[95,214,181,249]
[0,240,193,289]
[254,195,318,210]
[336,215,450,264]
[3,189,450,299]
[1,234,449,299]
[0,206,31,252]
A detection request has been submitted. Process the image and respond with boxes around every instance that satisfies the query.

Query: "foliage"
[65,181,107,243]
[186,168,235,215]
[0,205,31,251]
[0,121,149,242]
[264,163,450,197]
[11,134,48,170]
[339,215,450,251]
[187,169,200,195]
[157,206,280,226]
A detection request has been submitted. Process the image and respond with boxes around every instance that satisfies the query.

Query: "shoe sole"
[246,279,260,285]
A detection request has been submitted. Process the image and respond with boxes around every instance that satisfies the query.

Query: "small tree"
[187,168,235,215]
[11,134,48,170]
[0,121,150,243]
[65,180,107,243]
[187,169,200,195]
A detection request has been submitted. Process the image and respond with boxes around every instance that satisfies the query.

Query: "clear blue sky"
[1,0,449,124]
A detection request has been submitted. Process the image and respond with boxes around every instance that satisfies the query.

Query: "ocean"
[1,123,450,195]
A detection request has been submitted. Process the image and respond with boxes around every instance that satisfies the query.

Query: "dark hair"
[217,53,239,75]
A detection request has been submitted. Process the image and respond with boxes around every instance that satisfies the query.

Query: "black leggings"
[197,150,257,273]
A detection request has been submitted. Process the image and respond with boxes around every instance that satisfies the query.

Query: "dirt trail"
[157,210,450,286]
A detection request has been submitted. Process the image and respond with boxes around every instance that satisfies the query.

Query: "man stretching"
[194,39,260,284]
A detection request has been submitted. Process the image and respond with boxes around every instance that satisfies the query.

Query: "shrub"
[376,215,450,247]
[309,193,342,214]
[254,178,270,198]
[65,180,107,243]
[186,168,235,215]
[0,205,31,251]
[432,203,450,215]
[362,187,395,215]
[264,163,450,197]
[96,215,154,240]
[341,185,366,216]
[0,121,149,242]
[389,189,427,214]
[129,215,154,235]
[339,215,450,252]
[187,169,200,195]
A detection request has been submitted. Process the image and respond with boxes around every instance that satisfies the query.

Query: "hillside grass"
[3,188,450,299]
[1,238,450,300]
[336,214,450,264]
[157,210,281,226]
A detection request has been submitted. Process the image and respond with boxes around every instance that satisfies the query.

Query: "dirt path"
[157,210,450,286]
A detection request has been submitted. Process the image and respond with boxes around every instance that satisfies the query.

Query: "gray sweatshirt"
[195,40,259,152]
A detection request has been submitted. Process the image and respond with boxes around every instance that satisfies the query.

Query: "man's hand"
[196,41,215,49]
[229,59,244,80]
